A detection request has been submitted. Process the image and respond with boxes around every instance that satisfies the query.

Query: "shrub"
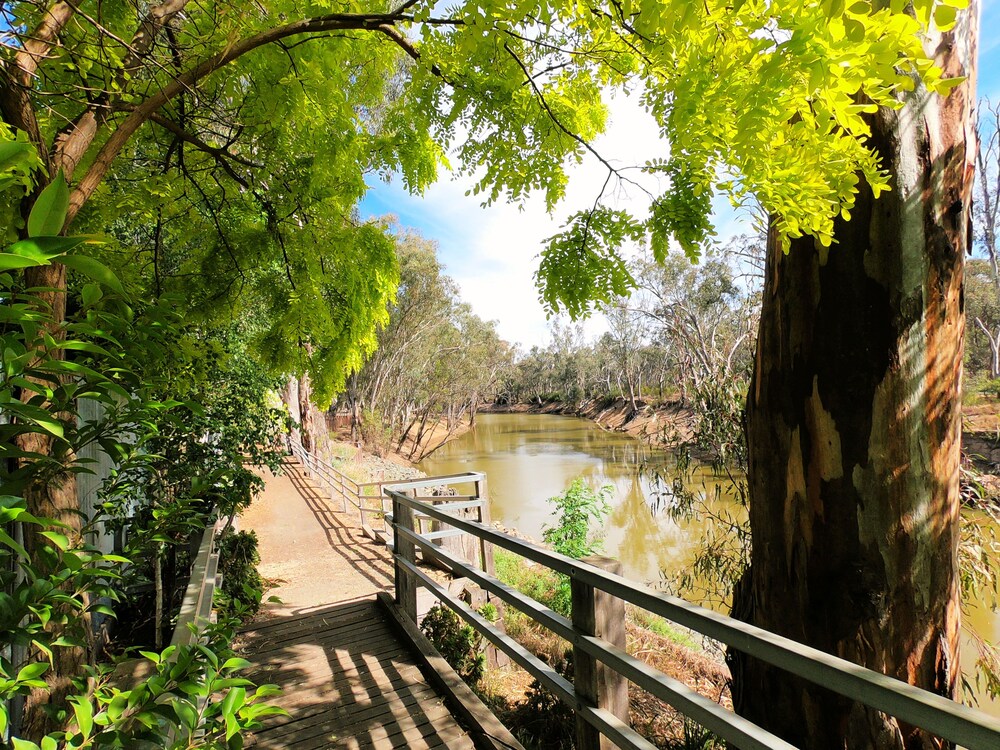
[542,478,612,560]
[217,529,264,617]
[506,650,575,750]
[420,605,485,684]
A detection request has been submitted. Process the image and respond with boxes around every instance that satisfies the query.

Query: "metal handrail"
[384,477,1000,750]
[286,440,386,525]
[288,440,486,540]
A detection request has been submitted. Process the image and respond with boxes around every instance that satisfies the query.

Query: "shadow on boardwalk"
[241,459,474,749]
[242,598,473,749]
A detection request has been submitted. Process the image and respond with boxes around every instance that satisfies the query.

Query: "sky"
[360,8,1000,350]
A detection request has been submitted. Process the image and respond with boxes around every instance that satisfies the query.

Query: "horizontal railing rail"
[170,517,222,648]
[384,476,1000,750]
[287,440,395,538]
[287,440,489,549]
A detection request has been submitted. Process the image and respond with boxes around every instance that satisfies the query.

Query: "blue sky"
[363,10,999,349]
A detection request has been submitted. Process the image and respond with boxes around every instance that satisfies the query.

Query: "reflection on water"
[418,412,1000,718]
[419,413,741,588]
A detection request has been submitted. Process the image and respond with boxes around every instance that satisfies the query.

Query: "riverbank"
[483,397,697,448]
[485,398,1000,507]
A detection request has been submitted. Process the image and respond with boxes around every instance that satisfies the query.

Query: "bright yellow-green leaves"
[521,0,969,313]
[5,0,970,383]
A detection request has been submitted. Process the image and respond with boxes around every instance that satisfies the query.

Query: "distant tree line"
[339,229,512,459]
[500,233,764,412]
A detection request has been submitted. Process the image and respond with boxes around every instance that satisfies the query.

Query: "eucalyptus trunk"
[298,371,315,454]
[730,9,977,749]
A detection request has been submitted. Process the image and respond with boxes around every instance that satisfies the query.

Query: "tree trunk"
[298,372,314,454]
[730,11,977,749]
[16,261,95,740]
[282,375,301,448]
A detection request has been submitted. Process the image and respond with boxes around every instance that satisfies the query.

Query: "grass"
[494,549,570,615]
[628,607,702,652]
[490,548,731,749]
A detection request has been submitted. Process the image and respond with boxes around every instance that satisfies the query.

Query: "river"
[418,412,1000,717]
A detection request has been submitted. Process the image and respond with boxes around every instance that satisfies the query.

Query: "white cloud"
[363,92,747,349]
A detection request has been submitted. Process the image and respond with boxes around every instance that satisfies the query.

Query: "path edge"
[377,591,525,750]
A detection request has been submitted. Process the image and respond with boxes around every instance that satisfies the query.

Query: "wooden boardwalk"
[240,460,476,749]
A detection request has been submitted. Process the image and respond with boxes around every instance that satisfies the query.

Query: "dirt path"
[240,457,394,619]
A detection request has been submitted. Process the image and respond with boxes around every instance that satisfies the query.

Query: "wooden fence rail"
[383,474,1000,750]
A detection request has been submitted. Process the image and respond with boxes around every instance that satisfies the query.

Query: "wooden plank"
[245,638,409,677]
[241,599,376,633]
[377,592,525,750]
[260,689,453,750]
[242,610,393,648]
[241,604,386,643]
[249,661,426,710]
[253,682,439,739]
[360,709,474,750]
[295,703,454,750]
[245,641,413,681]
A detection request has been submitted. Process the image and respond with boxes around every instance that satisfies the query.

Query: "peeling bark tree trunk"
[730,11,977,749]
[298,371,315,455]
[282,375,302,448]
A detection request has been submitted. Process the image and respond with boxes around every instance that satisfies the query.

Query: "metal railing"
[286,439,490,548]
[287,439,396,541]
[383,474,1000,750]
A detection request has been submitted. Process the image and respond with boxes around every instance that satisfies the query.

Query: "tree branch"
[149,112,260,180]
[65,10,452,226]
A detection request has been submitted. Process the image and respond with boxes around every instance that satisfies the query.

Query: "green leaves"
[0,141,32,173]
[27,175,69,238]
[537,209,643,318]
[61,253,124,294]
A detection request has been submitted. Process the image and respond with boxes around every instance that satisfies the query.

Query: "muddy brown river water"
[418,412,999,717]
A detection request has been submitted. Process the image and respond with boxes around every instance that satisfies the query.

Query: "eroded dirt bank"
[482,397,698,448]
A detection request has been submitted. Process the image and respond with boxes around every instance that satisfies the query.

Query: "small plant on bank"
[542,478,612,560]
[420,605,485,684]
[542,478,613,613]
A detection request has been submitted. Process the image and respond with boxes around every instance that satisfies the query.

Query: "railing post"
[392,489,418,622]
[572,556,629,750]
[474,475,496,578]
[339,472,347,513]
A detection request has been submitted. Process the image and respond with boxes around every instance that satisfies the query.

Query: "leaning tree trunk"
[282,375,302,448]
[730,9,977,750]
[298,371,315,455]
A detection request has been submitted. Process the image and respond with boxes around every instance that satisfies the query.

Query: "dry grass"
[487,604,731,749]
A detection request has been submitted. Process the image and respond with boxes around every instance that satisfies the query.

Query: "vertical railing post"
[474,475,496,578]
[339,472,347,513]
[572,556,629,750]
[392,489,418,622]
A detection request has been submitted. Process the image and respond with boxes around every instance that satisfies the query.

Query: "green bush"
[359,407,393,457]
[542,478,612,560]
[217,529,264,617]
[420,605,485,684]
[541,478,612,612]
